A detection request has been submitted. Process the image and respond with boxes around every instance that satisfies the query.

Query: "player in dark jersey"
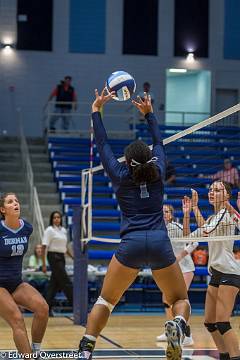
[78,90,190,360]
[0,193,49,355]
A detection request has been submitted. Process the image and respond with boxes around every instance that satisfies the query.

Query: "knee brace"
[95,296,115,313]
[204,322,218,333]
[216,321,232,335]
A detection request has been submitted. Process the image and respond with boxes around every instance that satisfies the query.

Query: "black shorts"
[209,267,240,289]
[0,279,23,294]
[115,229,176,270]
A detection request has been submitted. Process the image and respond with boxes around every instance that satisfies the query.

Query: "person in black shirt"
[78,90,190,360]
[47,76,77,130]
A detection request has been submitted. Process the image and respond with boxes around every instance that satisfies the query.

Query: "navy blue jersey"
[0,219,33,282]
[92,111,167,237]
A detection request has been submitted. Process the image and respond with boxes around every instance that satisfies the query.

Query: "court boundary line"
[65,316,140,358]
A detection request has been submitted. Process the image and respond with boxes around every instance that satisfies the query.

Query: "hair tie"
[130,157,158,167]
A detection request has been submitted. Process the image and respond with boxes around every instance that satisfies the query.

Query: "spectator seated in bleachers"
[26,244,49,297]
[211,158,239,188]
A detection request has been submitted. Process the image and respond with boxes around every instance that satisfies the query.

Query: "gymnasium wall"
[166,71,211,118]
[0,0,240,136]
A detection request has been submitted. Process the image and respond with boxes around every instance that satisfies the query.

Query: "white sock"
[32,342,41,352]
[85,334,96,342]
[174,315,186,323]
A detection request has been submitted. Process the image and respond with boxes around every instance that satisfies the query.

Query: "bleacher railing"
[18,109,45,244]
[43,100,240,135]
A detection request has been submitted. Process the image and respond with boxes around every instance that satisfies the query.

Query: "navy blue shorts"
[0,279,23,294]
[115,230,176,270]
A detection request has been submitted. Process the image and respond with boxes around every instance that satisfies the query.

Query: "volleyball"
[106,70,136,101]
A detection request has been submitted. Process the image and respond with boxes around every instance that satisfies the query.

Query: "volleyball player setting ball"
[78,71,190,360]
[0,193,49,355]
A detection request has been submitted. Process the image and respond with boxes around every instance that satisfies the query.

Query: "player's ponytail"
[124,140,159,185]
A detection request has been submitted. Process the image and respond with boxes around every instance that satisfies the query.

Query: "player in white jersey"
[156,204,198,346]
[184,181,240,360]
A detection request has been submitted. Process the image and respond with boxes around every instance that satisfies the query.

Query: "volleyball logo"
[106,71,136,101]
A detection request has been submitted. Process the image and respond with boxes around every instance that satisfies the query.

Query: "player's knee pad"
[216,321,232,335]
[204,322,218,333]
[163,302,170,309]
[95,296,115,313]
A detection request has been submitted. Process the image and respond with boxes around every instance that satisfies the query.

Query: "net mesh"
[79,105,240,265]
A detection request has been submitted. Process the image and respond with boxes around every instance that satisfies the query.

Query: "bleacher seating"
[47,123,240,301]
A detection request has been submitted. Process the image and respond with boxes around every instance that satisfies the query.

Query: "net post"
[72,205,88,326]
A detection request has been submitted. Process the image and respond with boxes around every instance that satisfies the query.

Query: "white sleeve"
[190,226,205,238]
[42,227,52,246]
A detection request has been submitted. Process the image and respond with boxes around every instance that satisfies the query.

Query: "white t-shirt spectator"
[42,225,68,253]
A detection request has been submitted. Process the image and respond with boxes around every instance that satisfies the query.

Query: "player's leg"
[152,262,190,359]
[0,287,32,352]
[13,282,49,353]
[204,285,227,355]
[183,271,194,346]
[216,285,240,358]
[156,292,173,341]
[79,255,139,359]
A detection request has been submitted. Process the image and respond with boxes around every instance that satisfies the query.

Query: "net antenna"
[81,103,240,245]
[80,117,94,248]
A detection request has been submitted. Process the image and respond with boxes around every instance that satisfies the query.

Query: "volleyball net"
[79,103,240,249]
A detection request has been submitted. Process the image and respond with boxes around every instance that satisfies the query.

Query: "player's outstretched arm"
[182,196,191,236]
[91,88,124,184]
[191,189,205,227]
[132,93,166,178]
[92,88,114,113]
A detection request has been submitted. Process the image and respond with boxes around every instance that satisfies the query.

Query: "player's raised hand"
[182,196,192,214]
[191,189,199,209]
[92,88,115,112]
[132,92,153,115]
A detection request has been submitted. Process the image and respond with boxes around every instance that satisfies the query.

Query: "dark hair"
[219,180,232,198]
[64,76,72,81]
[0,192,17,219]
[124,140,159,185]
[49,211,63,226]
[211,180,232,199]
[143,82,150,87]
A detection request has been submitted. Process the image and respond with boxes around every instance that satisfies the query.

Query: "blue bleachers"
[47,123,240,297]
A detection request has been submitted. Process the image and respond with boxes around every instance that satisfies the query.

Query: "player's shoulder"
[22,219,33,233]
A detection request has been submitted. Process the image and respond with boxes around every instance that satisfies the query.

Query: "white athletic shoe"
[183,335,194,347]
[156,332,167,342]
[165,320,184,360]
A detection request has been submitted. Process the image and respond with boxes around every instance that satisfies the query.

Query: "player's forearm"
[183,214,191,236]
[192,207,205,227]
[145,112,163,145]
[92,111,108,149]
